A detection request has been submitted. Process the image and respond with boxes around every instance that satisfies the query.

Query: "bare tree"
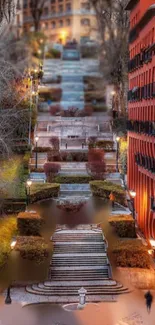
[90,0,129,115]
[0,0,15,24]
[29,0,45,32]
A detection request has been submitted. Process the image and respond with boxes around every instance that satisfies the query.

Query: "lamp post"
[28,76,33,146]
[26,179,32,205]
[116,136,120,172]
[5,286,12,304]
[35,135,39,169]
[129,190,136,219]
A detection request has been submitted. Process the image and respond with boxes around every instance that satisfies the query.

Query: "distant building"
[126,0,155,240]
[23,0,97,44]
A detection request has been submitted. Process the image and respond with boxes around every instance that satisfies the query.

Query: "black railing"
[128,43,155,72]
[135,153,155,173]
[128,83,155,101]
[127,120,155,136]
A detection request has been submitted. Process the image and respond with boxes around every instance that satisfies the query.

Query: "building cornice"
[129,5,155,43]
[125,0,139,11]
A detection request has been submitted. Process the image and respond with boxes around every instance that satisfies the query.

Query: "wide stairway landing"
[26,225,129,303]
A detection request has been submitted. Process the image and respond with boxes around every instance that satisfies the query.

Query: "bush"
[60,152,87,162]
[112,239,151,269]
[95,140,114,151]
[93,104,108,112]
[45,48,61,59]
[109,215,136,238]
[33,147,51,153]
[0,216,17,268]
[16,236,49,264]
[44,162,61,182]
[90,180,126,205]
[30,183,60,203]
[57,200,86,213]
[30,167,44,173]
[23,152,31,170]
[86,149,106,180]
[17,211,43,236]
[54,175,92,184]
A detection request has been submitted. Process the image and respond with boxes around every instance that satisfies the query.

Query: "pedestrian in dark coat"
[144,291,153,313]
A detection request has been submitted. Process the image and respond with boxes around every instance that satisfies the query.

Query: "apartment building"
[23,0,97,43]
[126,0,155,240]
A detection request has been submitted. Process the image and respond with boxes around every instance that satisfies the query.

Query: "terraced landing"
[26,225,129,303]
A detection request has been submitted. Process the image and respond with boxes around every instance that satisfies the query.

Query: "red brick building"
[126,0,155,240]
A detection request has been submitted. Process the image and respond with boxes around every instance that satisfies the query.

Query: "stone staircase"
[26,225,129,302]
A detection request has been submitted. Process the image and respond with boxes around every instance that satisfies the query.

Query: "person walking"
[109,192,115,210]
[82,142,84,149]
[65,142,68,150]
[145,291,153,313]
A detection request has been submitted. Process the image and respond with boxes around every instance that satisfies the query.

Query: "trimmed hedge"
[16,236,49,264]
[54,175,92,184]
[0,216,17,268]
[95,140,114,151]
[112,239,151,269]
[33,147,51,153]
[17,212,43,236]
[30,183,60,203]
[90,180,126,206]
[109,215,136,238]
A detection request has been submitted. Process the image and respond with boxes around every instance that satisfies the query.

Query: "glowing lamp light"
[27,179,32,187]
[38,49,42,54]
[116,136,120,142]
[35,135,39,143]
[111,90,116,96]
[10,238,17,250]
[150,239,155,247]
[148,249,154,255]
[129,190,136,199]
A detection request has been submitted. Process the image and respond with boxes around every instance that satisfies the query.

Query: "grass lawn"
[0,156,29,199]
[0,216,17,268]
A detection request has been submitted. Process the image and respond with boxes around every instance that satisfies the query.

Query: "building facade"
[126,0,155,241]
[23,0,97,43]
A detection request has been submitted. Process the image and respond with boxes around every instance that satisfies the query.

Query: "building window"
[81,18,90,26]
[59,20,63,27]
[23,0,27,8]
[51,0,56,3]
[59,5,63,13]
[44,7,48,16]
[81,2,90,10]
[66,3,71,12]
[51,6,56,14]
[52,21,56,28]
[66,19,71,26]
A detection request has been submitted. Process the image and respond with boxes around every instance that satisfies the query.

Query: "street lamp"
[26,179,32,205]
[116,136,120,172]
[35,135,39,169]
[5,286,12,304]
[129,190,136,219]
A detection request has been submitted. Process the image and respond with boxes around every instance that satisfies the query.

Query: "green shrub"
[0,216,17,268]
[30,183,60,203]
[23,152,31,170]
[45,48,61,59]
[16,236,49,264]
[54,175,92,184]
[33,147,51,153]
[90,180,126,205]
[112,239,151,269]
[95,140,114,151]
[109,215,136,238]
[17,211,43,236]
[93,105,108,112]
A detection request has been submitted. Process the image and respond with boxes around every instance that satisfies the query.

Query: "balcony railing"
[135,153,155,173]
[127,120,155,136]
[128,83,155,102]
[128,44,155,72]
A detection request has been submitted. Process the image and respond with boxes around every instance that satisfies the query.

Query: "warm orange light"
[129,190,136,199]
